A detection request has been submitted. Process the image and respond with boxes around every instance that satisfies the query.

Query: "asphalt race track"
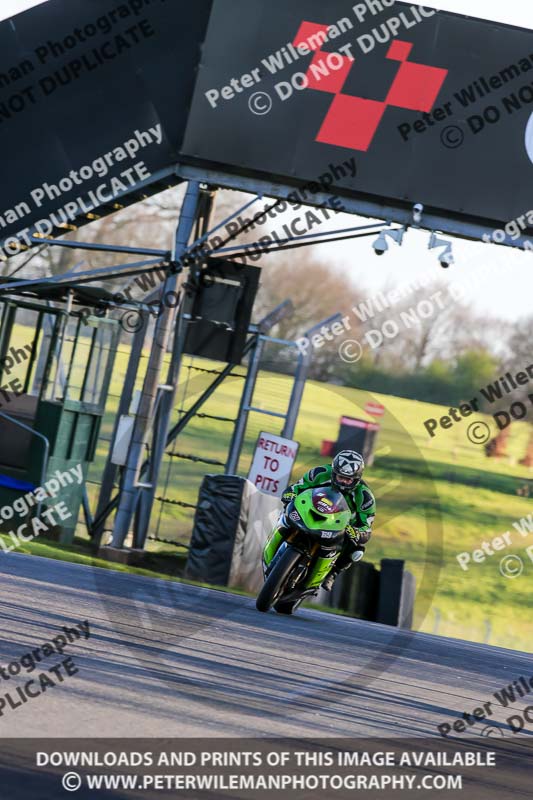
[0,553,530,739]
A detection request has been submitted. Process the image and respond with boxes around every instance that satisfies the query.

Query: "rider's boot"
[322,547,365,592]
[322,566,345,592]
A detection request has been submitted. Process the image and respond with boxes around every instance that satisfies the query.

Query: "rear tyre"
[256,547,302,613]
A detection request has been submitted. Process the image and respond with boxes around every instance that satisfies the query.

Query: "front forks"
[263,525,332,590]
[305,552,339,590]
[263,528,286,572]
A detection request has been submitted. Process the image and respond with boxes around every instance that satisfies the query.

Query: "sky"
[2,0,533,322]
[0,0,47,20]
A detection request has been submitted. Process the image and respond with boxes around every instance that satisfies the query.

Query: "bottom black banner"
[0,737,530,799]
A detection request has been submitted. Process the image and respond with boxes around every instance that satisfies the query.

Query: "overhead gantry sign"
[1,0,533,252]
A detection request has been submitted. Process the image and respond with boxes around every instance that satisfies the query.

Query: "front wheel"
[274,597,304,615]
[256,547,302,613]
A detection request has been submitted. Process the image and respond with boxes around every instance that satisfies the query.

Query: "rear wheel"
[256,547,302,613]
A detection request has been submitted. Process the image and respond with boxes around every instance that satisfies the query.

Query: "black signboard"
[0,0,212,251]
[182,0,533,235]
[183,259,260,364]
[2,0,533,251]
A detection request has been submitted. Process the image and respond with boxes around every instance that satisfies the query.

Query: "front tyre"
[256,547,302,613]
[273,597,304,615]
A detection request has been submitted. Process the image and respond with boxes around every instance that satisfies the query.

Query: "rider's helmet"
[331,450,365,492]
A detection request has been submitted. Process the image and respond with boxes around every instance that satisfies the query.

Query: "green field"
[8,325,533,653]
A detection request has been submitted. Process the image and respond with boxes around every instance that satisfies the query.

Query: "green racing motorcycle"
[256,486,352,615]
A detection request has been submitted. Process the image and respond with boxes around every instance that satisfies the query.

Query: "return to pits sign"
[248,432,299,497]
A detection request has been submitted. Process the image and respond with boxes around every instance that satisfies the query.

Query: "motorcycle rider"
[264,450,376,592]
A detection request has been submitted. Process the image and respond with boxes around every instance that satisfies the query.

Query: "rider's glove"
[345,524,361,542]
[281,490,296,506]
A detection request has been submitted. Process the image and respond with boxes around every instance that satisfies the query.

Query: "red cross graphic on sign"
[293,21,449,152]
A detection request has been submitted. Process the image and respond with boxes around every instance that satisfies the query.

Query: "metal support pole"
[28,236,169,259]
[281,350,309,440]
[0,303,16,385]
[90,317,149,546]
[225,301,295,473]
[225,335,264,475]
[111,181,201,548]
[282,313,343,440]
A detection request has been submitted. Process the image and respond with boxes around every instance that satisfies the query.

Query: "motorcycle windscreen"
[311,488,349,515]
